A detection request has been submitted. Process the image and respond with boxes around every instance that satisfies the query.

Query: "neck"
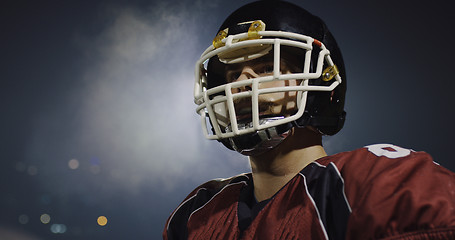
[249,127,327,202]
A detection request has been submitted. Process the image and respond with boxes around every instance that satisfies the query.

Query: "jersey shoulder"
[163,173,250,240]
[316,143,451,206]
[318,143,455,239]
[184,173,249,201]
[316,143,451,182]
[317,143,434,168]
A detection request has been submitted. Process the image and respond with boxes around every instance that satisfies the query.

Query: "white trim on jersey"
[310,161,353,213]
[166,174,250,232]
[329,162,353,213]
[298,173,329,240]
[166,187,205,232]
[187,180,248,223]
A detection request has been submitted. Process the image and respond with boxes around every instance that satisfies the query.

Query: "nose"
[231,66,258,93]
[235,66,260,81]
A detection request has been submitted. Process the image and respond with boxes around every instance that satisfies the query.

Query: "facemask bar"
[194,30,341,140]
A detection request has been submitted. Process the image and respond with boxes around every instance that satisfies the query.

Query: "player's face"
[224,56,301,123]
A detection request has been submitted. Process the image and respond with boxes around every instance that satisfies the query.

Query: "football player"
[163,1,455,239]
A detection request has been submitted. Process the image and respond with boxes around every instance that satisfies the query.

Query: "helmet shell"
[206,0,346,136]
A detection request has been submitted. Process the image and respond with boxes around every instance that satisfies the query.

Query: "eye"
[258,65,274,75]
[281,59,302,73]
[226,71,240,82]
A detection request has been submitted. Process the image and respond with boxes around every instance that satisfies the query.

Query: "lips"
[235,110,254,123]
[233,99,275,124]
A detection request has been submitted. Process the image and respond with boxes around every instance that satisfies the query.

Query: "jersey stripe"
[298,173,329,240]
[188,181,246,223]
[329,162,352,213]
[300,162,351,240]
[166,187,205,233]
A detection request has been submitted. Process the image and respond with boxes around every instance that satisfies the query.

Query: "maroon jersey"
[163,144,455,239]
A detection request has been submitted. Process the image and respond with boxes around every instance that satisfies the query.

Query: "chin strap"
[294,111,346,135]
[218,111,346,156]
[228,122,293,156]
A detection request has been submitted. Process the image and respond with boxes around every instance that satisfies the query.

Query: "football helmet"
[194,0,346,156]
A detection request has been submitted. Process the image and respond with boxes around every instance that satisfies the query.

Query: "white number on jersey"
[365,144,412,159]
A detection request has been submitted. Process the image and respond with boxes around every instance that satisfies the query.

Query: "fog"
[1,0,453,239]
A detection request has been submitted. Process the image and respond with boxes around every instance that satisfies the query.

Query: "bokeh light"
[18,214,29,224]
[40,213,51,224]
[27,166,38,176]
[50,224,67,234]
[97,216,108,226]
[68,159,80,169]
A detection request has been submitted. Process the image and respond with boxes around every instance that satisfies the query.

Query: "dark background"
[1,0,454,239]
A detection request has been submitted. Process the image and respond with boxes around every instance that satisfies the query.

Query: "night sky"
[1,0,454,239]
